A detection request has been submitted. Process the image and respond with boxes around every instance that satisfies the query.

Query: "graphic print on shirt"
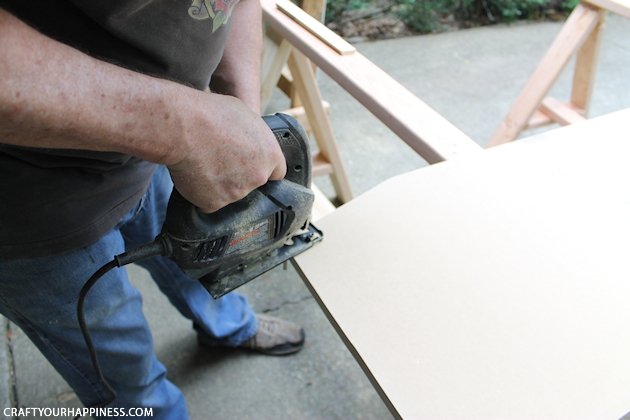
[189,0,238,32]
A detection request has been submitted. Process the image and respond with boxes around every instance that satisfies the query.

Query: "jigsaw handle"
[263,113,312,188]
[162,113,313,242]
[168,113,311,210]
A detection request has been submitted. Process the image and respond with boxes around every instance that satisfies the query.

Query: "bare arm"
[0,8,285,212]
[210,0,263,113]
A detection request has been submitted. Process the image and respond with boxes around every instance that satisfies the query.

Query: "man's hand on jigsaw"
[166,93,287,213]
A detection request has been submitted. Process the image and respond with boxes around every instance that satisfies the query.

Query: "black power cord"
[74,240,166,419]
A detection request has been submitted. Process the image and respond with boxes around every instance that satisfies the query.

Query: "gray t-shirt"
[0,0,238,258]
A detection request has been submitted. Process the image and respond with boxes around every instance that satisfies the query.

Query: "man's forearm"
[0,8,203,164]
[0,7,286,212]
[210,0,263,113]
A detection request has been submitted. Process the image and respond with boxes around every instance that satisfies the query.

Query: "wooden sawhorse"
[487,0,630,147]
[261,0,354,205]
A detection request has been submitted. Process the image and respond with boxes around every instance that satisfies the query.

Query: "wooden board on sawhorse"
[263,0,481,162]
[487,0,630,147]
[261,0,354,206]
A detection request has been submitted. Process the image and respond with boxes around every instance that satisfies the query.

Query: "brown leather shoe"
[196,314,305,356]
[238,314,305,355]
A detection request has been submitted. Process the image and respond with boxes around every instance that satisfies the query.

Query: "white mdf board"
[295,109,630,419]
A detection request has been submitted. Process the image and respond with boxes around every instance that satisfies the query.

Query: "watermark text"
[4,406,154,418]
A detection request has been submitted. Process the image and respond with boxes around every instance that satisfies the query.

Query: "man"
[0,0,305,418]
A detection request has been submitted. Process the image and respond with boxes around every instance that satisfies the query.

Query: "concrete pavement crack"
[2,318,18,419]
[260,295,313,313]
[612,39,630,54]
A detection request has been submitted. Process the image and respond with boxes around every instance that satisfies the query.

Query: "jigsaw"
[154,112,323,297]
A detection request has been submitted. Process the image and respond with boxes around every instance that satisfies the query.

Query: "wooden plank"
[571,8,607,113]
[291,0,327,106]
[288,50,354,202]
[276,0,356,56]
[540,97,586,125]
[584,0,630,18]
[282,102,331,133]
[277,71,293,97]
[262,0,481,164]
[312,152,334,176]
[487,3,601,147]
[261,36,293,110]
[283,104,311,131]
[310,183,336,221]
[527,109,553,128]
[295,109,630,419]
[299,0,326,22]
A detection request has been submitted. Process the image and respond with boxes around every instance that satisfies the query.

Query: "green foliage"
[325,0,369,23]
[457,0,554,22]
[396,0,448,33]
[325,0,578,34]
[561,0,580,10]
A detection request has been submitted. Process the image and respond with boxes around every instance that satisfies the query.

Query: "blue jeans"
[0,166,257,419]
